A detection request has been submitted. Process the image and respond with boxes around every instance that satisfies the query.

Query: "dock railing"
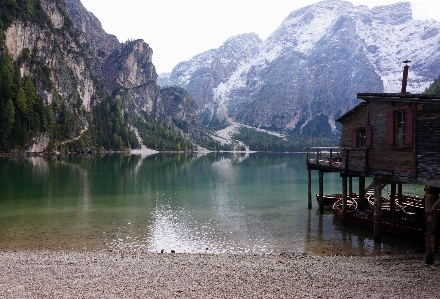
[306,147,343,171]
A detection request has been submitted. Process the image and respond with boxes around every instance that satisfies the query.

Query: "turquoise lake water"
[0,153,425,255]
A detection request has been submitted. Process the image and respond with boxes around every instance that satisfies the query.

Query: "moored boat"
[316,193,359,206]
[332,199,425,240]
[367,194,424,224]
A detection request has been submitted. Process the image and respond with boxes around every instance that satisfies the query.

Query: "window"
[387,108,413,148]
[352,126,371,148]
[358,127,366,148]
[395,110,405,147]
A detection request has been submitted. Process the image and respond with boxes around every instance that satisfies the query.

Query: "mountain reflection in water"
[0,153,424,255]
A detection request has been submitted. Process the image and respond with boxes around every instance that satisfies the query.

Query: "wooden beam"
[358,176,365,210]
[349,176,353,197]
[398,183,403,206]
[431,197,440,212]
[425,189,437,265]
[319,171,324,214]
[308,169,312,209]
[342,175,348,226]
[390,184,396,216]
[374,177,382,243]
[412,102,417,179]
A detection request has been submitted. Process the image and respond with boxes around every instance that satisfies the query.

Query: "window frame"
[386,107,413,148]
[352,126,371,149]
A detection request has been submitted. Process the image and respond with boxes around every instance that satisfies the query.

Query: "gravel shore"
[1,251,439,298]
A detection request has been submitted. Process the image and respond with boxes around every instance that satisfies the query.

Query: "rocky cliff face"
[160,0,440,135]
[66,0,205,147]
[64,0,119,75]
[1,0,205,152]
[102,40,157,94]
[4,0,96,112]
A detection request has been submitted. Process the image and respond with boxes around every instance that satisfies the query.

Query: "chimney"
[401,60,411,93]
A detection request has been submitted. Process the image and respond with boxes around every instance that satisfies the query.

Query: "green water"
[0,153,424,255]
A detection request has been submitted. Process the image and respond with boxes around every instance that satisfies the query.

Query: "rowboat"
[367,195,404,211]
[315,193,359,206]
[367,195,424,224]
[332,198,425,240]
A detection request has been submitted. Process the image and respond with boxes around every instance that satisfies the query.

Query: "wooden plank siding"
[342,149,366,174]
[367,100,414,178]
[416,103,440,187]
[337,100,415,179]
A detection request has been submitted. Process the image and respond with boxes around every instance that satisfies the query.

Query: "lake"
[0,152,425,255]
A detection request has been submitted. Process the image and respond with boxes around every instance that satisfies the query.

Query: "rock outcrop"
[4,0,96,111]
[64,0,119,74]
[102,40,157,94]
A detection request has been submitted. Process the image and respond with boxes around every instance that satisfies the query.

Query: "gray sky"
[80,0,440,74]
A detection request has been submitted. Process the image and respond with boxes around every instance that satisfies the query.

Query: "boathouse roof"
[336,92,440,123]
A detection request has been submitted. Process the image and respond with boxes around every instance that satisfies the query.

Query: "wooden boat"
[368,194,424,224]
[316,194,342,206]
[367,195,402,211]
[333,199,425,240]
[396,195,424,213]
[316,193,358,206]
[331,197,359,211]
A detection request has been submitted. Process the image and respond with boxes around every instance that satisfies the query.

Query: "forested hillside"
[425,76,440,94]
[0,0,218,153]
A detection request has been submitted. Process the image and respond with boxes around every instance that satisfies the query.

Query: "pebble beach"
[1,250,439,298]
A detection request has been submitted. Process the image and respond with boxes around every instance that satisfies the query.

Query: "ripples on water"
[0,153,425,256]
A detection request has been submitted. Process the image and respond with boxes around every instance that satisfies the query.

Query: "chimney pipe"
[401,60,411,93]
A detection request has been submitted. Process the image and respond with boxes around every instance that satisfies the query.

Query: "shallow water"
[0,153,425,255]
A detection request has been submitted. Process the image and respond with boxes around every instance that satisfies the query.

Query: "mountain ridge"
[159,0,440,135]
[0,0,210,153]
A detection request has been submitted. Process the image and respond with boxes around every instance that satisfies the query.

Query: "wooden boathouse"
[307,64,440,264]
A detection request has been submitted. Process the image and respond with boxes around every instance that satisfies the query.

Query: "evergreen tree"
[425,76,440,94]
[15,87,27,115]
[2,97,14,144]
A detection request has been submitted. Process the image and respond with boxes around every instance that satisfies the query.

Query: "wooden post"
[316,149,320,167]
[390,183,396,215]
[358,176,365,210]
[349,176,353,197]
[373,177,382,243]
[319,171,324,214]
[342,175,348,226]
[329,148,333,169]
[398,183,403,205]
[425,187,436,265]
[308,168,312,209]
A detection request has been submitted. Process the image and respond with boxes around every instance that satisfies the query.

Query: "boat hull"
[333,205,425,240]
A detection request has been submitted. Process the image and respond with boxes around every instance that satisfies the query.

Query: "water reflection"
[0,153,425,255]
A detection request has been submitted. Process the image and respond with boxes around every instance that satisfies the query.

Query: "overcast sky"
[80,0,440,74]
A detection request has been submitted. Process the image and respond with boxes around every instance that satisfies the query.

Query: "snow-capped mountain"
[159,32,262,126]
[159,0,440,135]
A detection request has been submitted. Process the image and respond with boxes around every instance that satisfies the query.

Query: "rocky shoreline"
[1,251,439,298]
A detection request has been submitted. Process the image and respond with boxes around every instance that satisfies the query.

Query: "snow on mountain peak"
[159,0,440,133]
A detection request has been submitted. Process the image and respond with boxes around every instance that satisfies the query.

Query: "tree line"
[233,127,339,152]
[0,49,55,150]
[425,75,440,94]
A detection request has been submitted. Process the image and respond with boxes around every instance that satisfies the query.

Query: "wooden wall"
[339,100,414,179]
[416,103,440,185]
[368,100,414,178]
[340,105,368,148]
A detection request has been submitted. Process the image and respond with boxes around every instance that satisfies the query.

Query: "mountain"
[0,0,208,153]
[159,0,440,136]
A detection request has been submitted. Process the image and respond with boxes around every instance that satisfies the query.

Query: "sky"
[80,0,440,74]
